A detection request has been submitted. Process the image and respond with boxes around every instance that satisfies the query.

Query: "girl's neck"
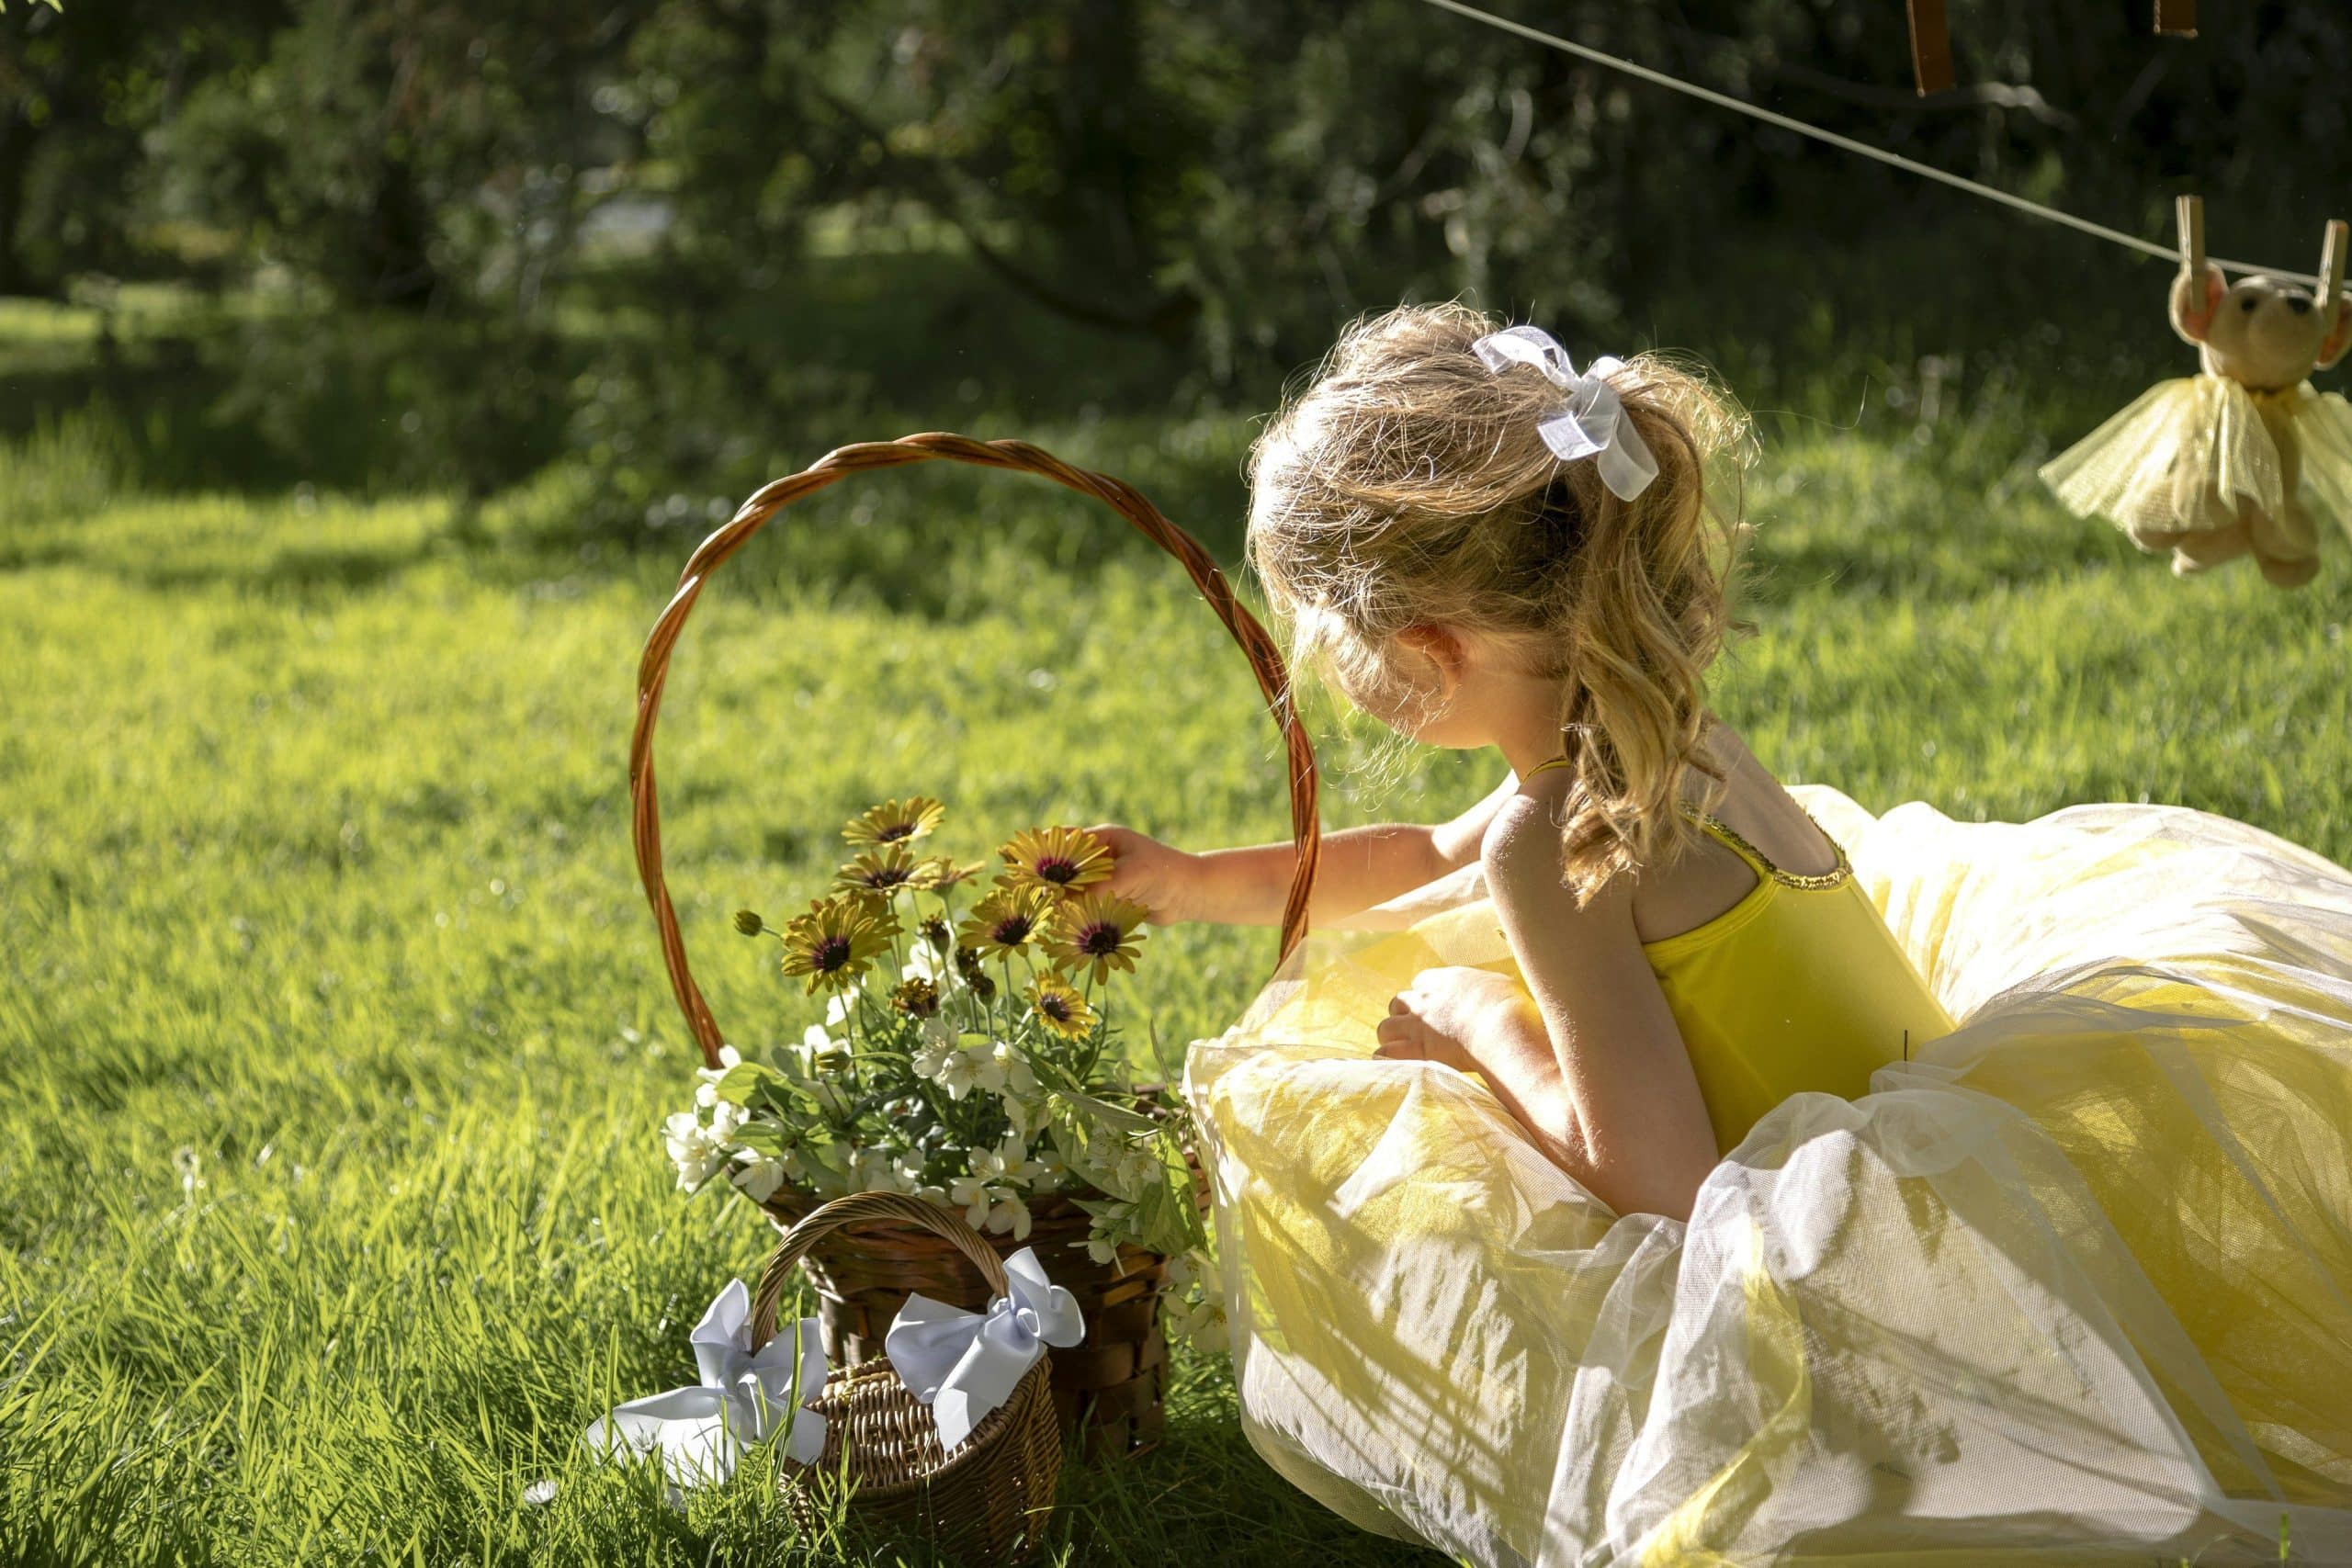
[1495,716,1576,785]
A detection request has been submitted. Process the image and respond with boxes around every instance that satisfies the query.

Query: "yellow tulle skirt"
[1182,786,2352,1565]
[2036,372,2352,544]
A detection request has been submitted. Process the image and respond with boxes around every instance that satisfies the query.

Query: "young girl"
[1093,302,2352,1563]
[1099,300,1950,1222]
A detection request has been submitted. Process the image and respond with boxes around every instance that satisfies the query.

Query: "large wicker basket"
[628,433,1322,1459]
[752,1190,1063,1564]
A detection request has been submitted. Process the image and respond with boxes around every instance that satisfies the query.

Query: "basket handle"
[629,432,1324,1068]
[748,1190,1011,1351]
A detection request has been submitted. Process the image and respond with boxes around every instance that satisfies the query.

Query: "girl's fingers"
[1386,993,1411,1015]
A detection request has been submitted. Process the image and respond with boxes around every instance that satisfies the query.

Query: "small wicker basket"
[762,1089,1215,1461]
[752,1190,1063,1563]
[629,433,1323,1460]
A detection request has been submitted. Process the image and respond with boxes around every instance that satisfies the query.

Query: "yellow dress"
[1640,809,1953,1153]
[1183,786,2352,1566]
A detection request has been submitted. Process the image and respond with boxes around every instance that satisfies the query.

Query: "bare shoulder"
[1479,791,1557,883]
[1693,716,1842,875]
[1479,795,1634,925]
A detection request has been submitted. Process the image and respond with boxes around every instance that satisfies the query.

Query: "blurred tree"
[153,0,660,310]
[17,0,2352,524]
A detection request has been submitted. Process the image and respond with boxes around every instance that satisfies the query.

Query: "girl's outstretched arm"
[1093,769,1520,928]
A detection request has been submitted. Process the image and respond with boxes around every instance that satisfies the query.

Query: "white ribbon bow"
[1471,324,1660,502]
[884,1246,1085,1451]
[582,1280,828,1488]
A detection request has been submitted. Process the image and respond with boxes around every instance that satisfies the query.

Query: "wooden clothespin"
[2153,0,2197,39]
[2319,218,2346,307]
[1907,0,1953,96]
[2177,194,2212,336]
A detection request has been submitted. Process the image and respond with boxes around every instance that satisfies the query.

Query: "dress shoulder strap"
[1520,757,1851,890]
[1685,806,1852,891]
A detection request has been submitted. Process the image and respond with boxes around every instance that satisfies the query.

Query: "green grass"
[4,264,2350,1566]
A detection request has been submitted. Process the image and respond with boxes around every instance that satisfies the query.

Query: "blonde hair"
[1247,299,1755,904]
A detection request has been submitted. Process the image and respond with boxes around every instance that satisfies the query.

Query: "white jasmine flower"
[852,1146,900,1194]
[971,1130,1044,1190]
[707,1099,747,1146]
[948,1172,1000,1232]
[1164,1287,1228,1353]
[1114,1143,1160,1196]
[731,1153,789,1204]
[990,1039,1037,1098]
[1080,1200,1136,1265]
[695,1079,720,1109]
[910,1033,954,1086]
[982,1193,1033,1240]
[663,1111,725,1190]
[825,991,854,1028]
[692,1043,745,1096]
[1001,1090,1053,1139]
[934,1040,1005,1101]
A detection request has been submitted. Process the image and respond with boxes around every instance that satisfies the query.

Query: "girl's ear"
[1394,625,1466,694]
[2171,264,2225,346]
[2319,294,2352,371]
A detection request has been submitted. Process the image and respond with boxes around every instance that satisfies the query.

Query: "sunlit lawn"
[3,260,2348,1564]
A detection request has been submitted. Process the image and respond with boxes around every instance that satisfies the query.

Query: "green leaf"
[1049,1086,1158,1135]
[729,1122,789,1156]
[709,1061,786,1106]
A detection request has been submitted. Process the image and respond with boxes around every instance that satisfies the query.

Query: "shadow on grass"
[1,207,2281,619]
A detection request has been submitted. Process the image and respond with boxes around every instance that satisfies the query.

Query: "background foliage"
[10,0,2352,527]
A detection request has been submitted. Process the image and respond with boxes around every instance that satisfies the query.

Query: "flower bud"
[733,909,765,937]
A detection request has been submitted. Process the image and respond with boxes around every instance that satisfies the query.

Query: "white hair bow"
[582,1280,828,1488]
[884,1245,1085,1452]
[1471,325,1660,502]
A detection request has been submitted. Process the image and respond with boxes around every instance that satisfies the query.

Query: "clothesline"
[1416,0,2328,289]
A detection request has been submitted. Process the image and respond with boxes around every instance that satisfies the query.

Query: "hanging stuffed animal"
[2040,198,2352,588]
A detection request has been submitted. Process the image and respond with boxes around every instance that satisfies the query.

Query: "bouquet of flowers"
[662,796,1224,1350]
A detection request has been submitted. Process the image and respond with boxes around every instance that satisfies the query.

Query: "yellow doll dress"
[1183,785,2352,1565]
[2037,371,2352,547]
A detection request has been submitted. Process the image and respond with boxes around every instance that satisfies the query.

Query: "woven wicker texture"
[752,1190,1064,1564]
[765,1182,1188,1461]
[628,431,1324,1071]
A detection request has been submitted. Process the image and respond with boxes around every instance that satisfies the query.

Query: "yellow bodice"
[1647,810,1955,1151]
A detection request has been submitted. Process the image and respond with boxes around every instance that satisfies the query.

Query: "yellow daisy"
[914,855,986,893]
[997,826,1114,898]
[958,885,1056,961]
[836,844,923,898]
[778,895,899,995]
[1024,976,1096,1041]
[842,796,945,847]
[1044,890,1151,985]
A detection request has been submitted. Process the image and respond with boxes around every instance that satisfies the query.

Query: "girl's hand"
[1375,966,1534,1072]
[1088,823,1212,925]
